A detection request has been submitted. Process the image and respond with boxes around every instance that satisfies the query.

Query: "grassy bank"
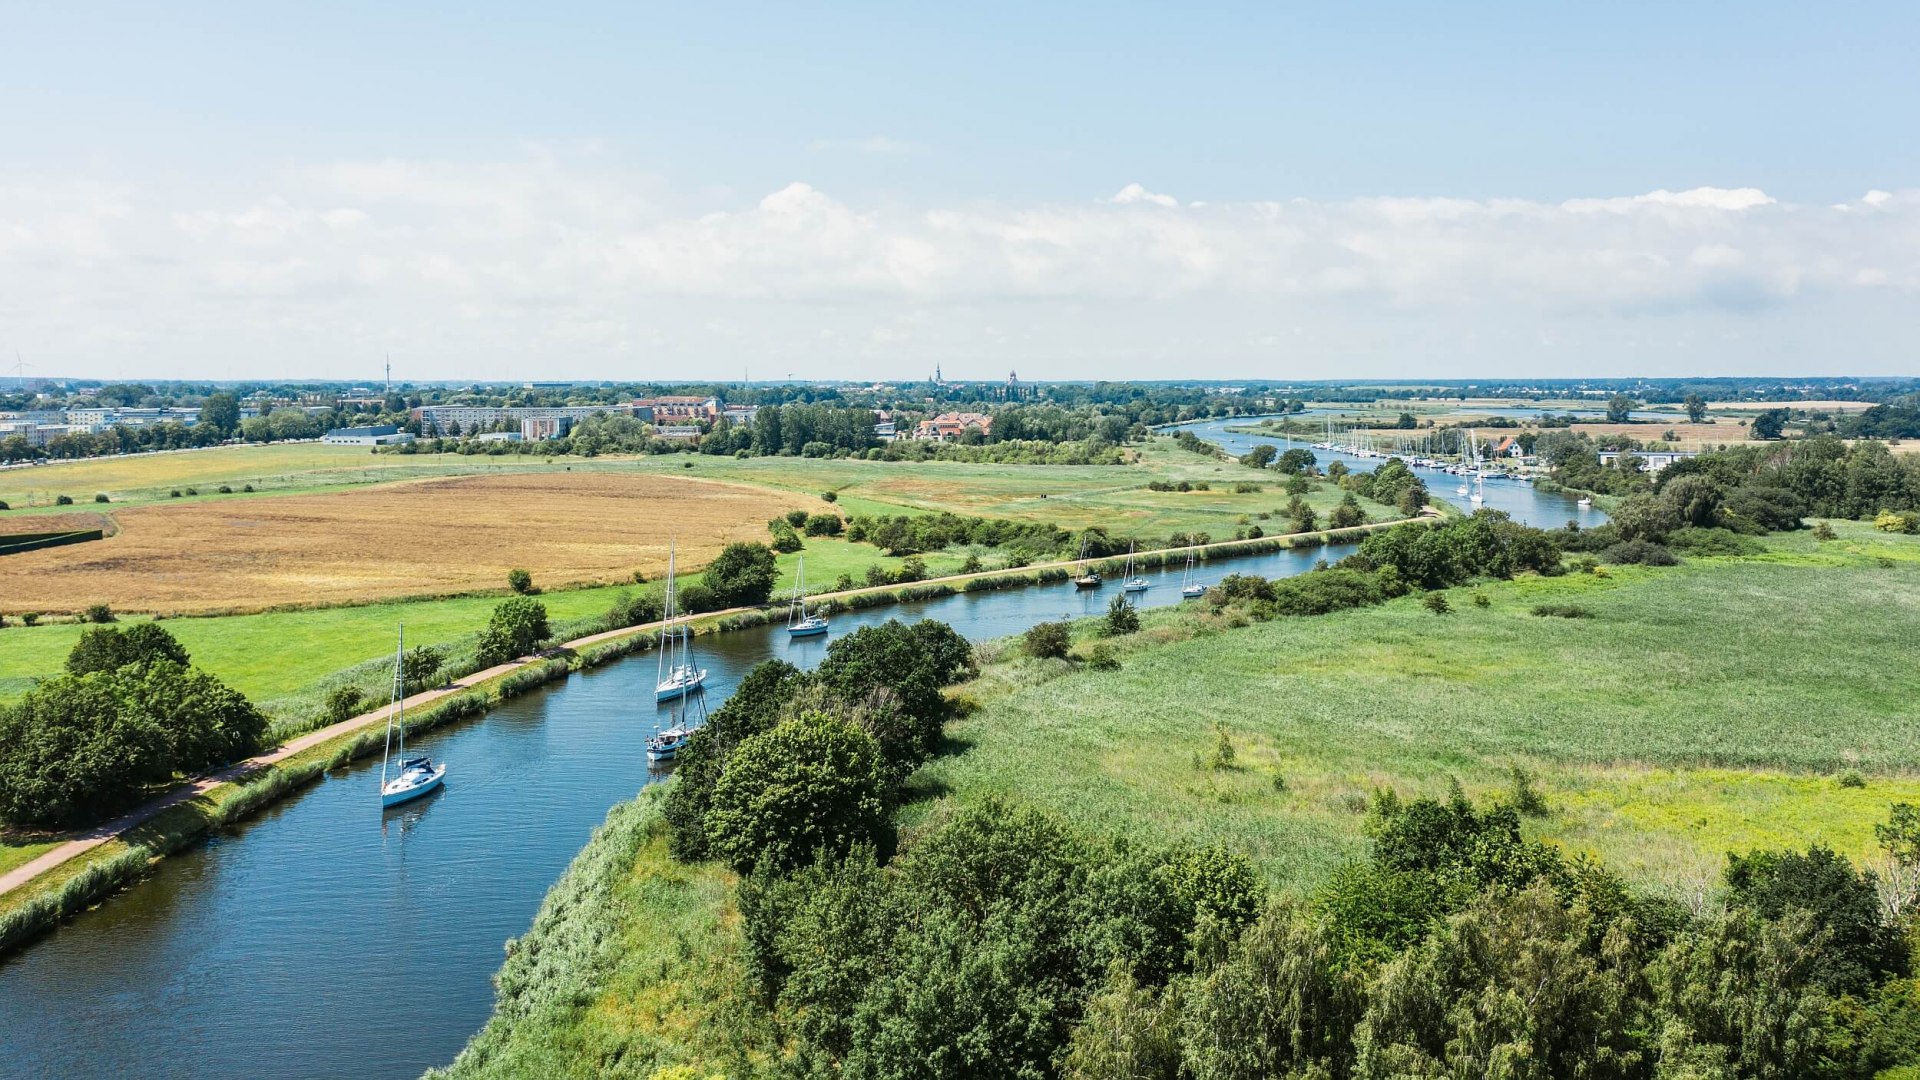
[427,789,767,1080]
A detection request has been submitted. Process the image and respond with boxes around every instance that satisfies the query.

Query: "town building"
[409,404,636,436]
[321,425,415,446]
[64,407,199,431]
[631,396,720,422]
[912,411,994,441]
[1597,449,1699,473]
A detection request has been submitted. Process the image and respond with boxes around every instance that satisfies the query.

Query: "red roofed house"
[912,411,994,441]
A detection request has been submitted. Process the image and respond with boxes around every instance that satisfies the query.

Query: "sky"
[1,1,1916,384]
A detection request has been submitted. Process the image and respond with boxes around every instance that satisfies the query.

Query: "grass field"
[1,471,827,614]
[909,522,1920,895]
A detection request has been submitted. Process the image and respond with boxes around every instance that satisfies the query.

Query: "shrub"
[217,485,232,494]
[1838,770,1866,789]
[803,513,843,537]
[706,713,893,875]
[325,685,366,722]
[1423,592,1451,615]
[1105,594,1140,636]
[1601,539,1678,566]
[242,483,254,493]
[93,492,110,504]
[1876,510,1920,535]
[1811,520,1836,540]
[184,487,198,496]
[821,490,838,502]
[785,509,811,528]
[1508,764,1548,816]
[1530,603,1594,619]
[22,613,38,627]
[83,604,115,624]
[1472,591,1491,608]
[0,500,7,510]
[1024,621,1072,660]
[55,494,73,505]
[1666,527,1764,556]
[65,623,190,675]
[170,490,182,498]
[1233,482,1262,494]
[1207,723,1236,770]
[894,555,928,583]
[1085,643,1120,671]
[506,567,536,594]
[603,590,663,630]
[769,522,803,553]
[959,553,983,574]
[704,542,780,606]
[475,596,550,666]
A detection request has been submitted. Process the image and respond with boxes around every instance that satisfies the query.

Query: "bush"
[1025,621,1072,660]
[1508,764,1548,816]
[1666,527,1764,556]
[22,613,38,627]
[705,713,893,874]
[83,604,115,624]
[1812,520,1837,540]
[1530,603,1594,619]
[768,522,804,553]
[1423,592,1452,615]
[217,485,232,494]
[325,685,366,722]
[603,590,663,630]
[506,567,536,594]
[93,492,110,504]
[476,596,550,666]
[1876,510,1920,535]
[704,542,780,607]
[1601,539,1678,566]
[1105,594,1140,636]
[785,509,811,528]
[1085,643,1121,671]
[242,483,254,493]
[184,487,198,496]
[803,513,843,537]
[55,494,73,505]
[821,490,838,503]
[170,490,182,498]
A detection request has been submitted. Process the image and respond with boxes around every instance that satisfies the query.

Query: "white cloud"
[1110,183,1179,208]
[0,161,1915,379]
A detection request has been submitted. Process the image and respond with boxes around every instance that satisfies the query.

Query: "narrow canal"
[0,426,1603,1078]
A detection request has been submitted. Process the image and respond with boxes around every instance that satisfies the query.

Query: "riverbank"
[0,516,1425,956]
[433,521,1920,1077]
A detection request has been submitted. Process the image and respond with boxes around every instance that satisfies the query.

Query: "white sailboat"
[1467,429,1485,506]
[379,625,445,809]
[1455,432,1471,496]
[787,555,828,638]
[654,542,708,702]
[1180,551,1206,599]
[1122,541,1150,593]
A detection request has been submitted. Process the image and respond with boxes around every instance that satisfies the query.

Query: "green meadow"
[912,522,1920,894]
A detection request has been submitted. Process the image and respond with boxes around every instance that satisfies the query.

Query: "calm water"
[0,431,1599,1079]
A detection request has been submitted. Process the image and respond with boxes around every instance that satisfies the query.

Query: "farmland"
[914,521,1920,894]
[0,470,827,614]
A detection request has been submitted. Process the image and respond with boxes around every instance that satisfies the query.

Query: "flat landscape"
[914,522,1920,893]
[1,470,825,613]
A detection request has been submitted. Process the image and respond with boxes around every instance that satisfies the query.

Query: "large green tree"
[65,622,191,676]
[705,713,892,875]
[198,392,241,437]
[701,541,779,607]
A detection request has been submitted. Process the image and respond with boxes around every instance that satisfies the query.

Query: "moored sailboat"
[1072,536,1103,589]
[655,542,709,701]
[379,625,445,809]
[1180,552,1206,599]
[1122,541,1150,593]
[787,555,829,638]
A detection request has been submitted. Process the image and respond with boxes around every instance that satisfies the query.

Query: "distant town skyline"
[2,2,1915,381]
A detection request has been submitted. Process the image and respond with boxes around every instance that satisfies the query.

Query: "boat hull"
[787,622,829,638]
[1074,578,1102,590]
[656,671,708,701]
[381,766,445,809]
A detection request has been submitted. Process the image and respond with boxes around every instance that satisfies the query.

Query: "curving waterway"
[0,423,1601,1079]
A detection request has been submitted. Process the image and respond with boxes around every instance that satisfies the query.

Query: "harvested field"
[0,472,823,614]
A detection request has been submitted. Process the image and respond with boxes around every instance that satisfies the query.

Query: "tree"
[506,567,536,594]
[1606,394,1636,423]
[1181,901,1363,1080]
[1396,478,1429,517]
[65,623,190,675]
[702,541,779,607]
[1752,408,1790,440]
[1725,845,1904,996]
[1240,444,1277,469]
[0,673,173,826]
[1328,493,1366,529]
[1025,621,1072,659]
[1685,394,1709,423]
[1277,448,1317,475]
[1106,594,1140,635]
[705,713,892,874]
[198,392,241,437]
[662,659,808,860]
[476,596,549,665]
[816,619,975,732]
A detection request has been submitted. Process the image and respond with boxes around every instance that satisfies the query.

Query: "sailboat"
[646,671,707,763]
[1072,536,1103,589]
[655,542,709,701]
[787,555,829,638]
[1454,432,1472,496]
[1467,430,1485,506]
[379,625,445,809]
[1122,541,1150,593]
[1180,552,1206,599]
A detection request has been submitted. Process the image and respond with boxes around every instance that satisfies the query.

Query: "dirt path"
[0,516,1427,900]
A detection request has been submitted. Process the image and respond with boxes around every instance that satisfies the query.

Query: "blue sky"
[2,2,1916,381]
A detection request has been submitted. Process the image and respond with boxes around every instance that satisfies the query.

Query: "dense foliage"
[0,626,267,826]
[702,542,781,607]
[474,596,551,666]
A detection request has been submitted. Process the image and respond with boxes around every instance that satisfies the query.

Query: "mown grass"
[429,789,768,1080]
[913,526,1920,895]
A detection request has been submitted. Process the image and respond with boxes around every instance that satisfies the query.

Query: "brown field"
[0,512,116,536]
[0,472,824,614]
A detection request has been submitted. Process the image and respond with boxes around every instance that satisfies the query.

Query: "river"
[0,427,1600,1078]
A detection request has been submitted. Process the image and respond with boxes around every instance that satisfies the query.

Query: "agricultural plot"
[914,525,1920,895]
[0,471,826,614]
